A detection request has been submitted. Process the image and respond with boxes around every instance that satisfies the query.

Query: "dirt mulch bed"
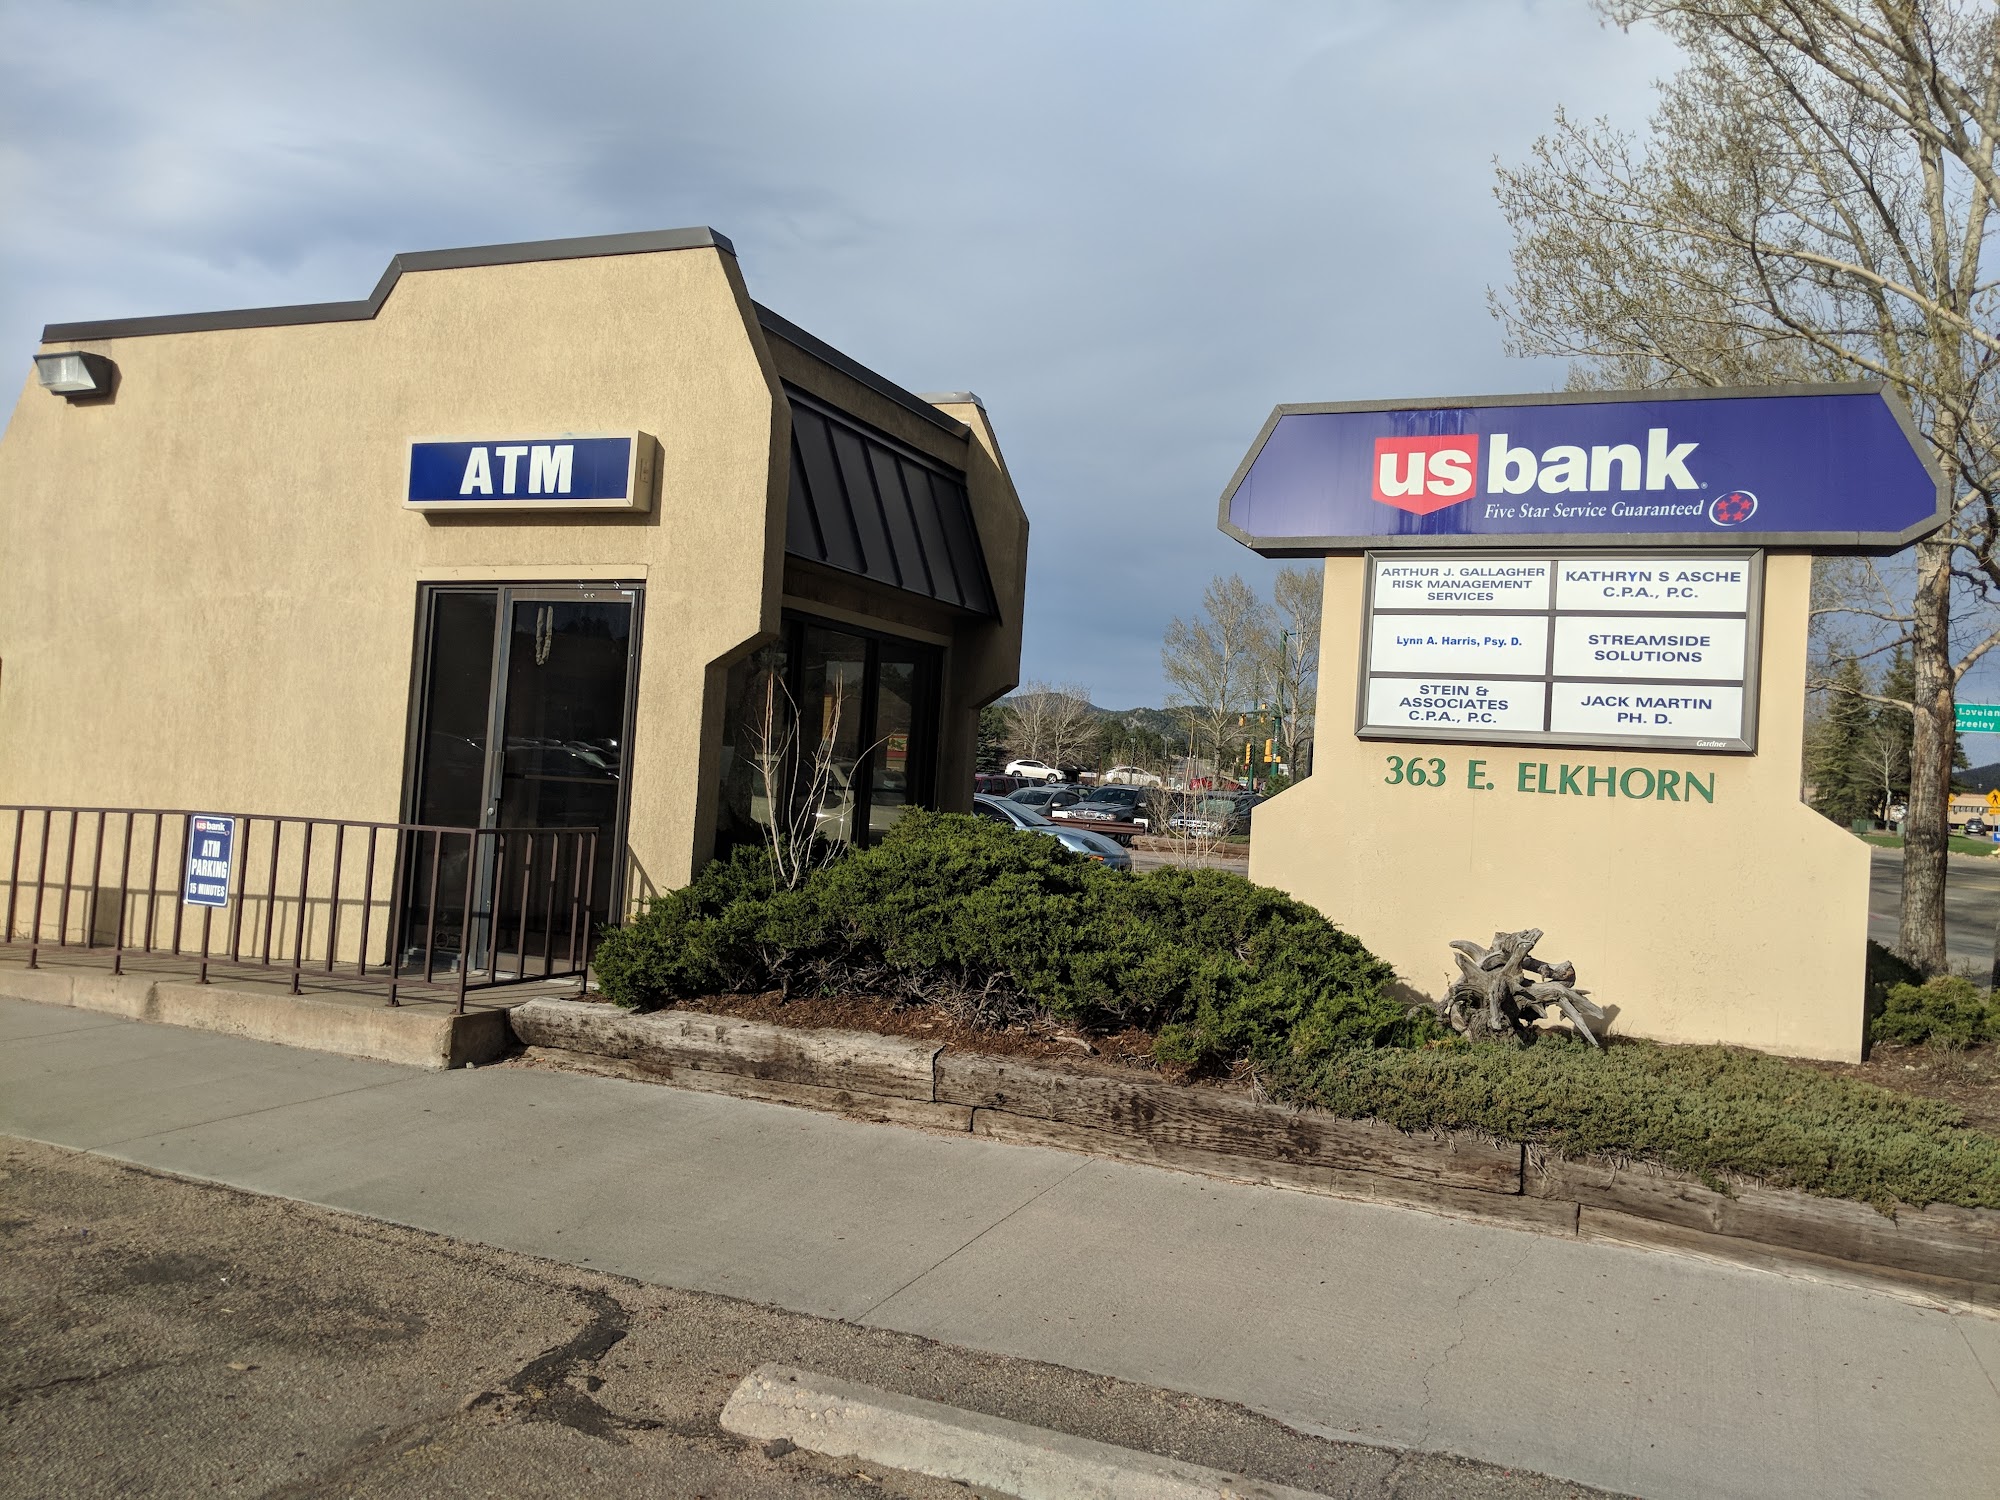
[1795,1040,2000,1133]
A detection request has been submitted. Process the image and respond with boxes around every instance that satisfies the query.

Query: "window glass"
[413,592,497,828]
[798,625,869,847]
[869,648,921,843]
[713,614,940,862]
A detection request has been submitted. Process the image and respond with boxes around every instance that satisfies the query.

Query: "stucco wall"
[0,244,782,897]
[1248,551,1870,1061]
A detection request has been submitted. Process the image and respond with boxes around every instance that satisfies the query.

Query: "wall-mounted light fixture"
[33,350,117,401]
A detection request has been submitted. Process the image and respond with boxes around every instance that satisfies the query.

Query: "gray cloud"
[1,0,1680,707]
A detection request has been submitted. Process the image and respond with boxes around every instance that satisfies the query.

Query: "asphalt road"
[1867,847,2000,975]
[0,1138,1616,1500]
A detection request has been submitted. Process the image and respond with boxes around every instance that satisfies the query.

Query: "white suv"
[1004,757,1064,784]
[1101,765,1163,787]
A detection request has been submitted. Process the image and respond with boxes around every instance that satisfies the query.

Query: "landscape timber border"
[509,998,2000,1308]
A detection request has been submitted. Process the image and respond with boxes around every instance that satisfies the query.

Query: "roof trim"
[40,227,736,343]
[753,302,968,439]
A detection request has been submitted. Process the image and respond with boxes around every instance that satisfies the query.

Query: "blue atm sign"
[406,433,654,513]
[1219,384,1943,554]
[183,816,235,909]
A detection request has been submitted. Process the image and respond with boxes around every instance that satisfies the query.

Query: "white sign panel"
[1372,559,1553,611]
[1550,617,1748,681]
[1365,678,1548,733]
[1554,559,1751,613]
[1368,615,1549,676]
[1358,550,1761,752]
[1547,683,1746,740]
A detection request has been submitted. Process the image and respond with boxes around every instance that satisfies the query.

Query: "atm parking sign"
[183,815,235,908]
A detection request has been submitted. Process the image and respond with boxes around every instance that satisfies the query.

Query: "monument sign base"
[1251,553,1870,1062]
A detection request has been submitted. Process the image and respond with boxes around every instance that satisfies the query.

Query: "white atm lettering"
[494,445,528,493]
[528,444,574,495]
[458,442,577,497]
[459,447,493,495]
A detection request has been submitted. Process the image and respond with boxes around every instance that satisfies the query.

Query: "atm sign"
[406,432,656,513]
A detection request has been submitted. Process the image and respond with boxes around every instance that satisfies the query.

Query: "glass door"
[405,584,640,971]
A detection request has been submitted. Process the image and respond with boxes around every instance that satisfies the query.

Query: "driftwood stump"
[1442,928,1606,1047]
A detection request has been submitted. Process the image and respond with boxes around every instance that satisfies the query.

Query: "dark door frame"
[401,580,646,925]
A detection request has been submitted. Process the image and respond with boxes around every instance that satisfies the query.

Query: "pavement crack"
[1414,1273,1484,1447]
[850,1155,1095,1322]
[1954,1315,2000,1404]
[91,1075,417,1149]
[478,1285,663,1443]
[0,1359,165,1408]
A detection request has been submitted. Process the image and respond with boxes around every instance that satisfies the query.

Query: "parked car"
[973,772,1028,797]
[1168,792,1263,839]
[1100,765,1163,787]
[1052,784,1154,831]
[971,793,1131,869]
[1007,784,1085,812]
[1004,757,1064,784]
[1968,818,1991,837]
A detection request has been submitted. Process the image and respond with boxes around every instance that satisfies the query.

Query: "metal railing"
[1,806,598,1011]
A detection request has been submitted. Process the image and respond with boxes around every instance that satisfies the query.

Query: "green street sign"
[1957,703,2000,734]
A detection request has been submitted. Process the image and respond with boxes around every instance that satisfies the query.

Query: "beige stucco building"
[0,228,1028,955]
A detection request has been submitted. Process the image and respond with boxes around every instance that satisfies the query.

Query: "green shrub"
[592,816,2000,1211]
[1266,1037,2000,1210]
[592,811,1432,1070]
[1872,975,2000,1049]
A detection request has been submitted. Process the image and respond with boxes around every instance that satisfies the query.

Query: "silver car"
[971,794,1133,870]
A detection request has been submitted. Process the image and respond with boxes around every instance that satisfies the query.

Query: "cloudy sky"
[1,0,1685,708]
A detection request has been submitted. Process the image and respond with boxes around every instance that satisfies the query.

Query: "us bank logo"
[1371,436,1480,516]
[1371,429,1704,516]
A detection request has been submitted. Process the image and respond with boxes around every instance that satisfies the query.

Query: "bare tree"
[1147,782,1232,866]
[1492,0,2000,973]
[743,665,853,889]
[1266,564,1322,779]
[1163,574,1275,770]
[1005,681,1100,769]
[1857,715,1913,820]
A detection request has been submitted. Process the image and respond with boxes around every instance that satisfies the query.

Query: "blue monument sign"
[1219,384,1943,554]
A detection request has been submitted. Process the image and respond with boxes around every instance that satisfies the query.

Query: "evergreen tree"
[976,703,1013,771]
[1810,654,1877,828]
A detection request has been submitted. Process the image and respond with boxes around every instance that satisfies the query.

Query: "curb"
[720,1363,1334,1500]
[511,998,2000,1303]
[1,966,513,1070]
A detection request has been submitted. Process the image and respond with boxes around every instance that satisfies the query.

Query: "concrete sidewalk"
[4,995,1997,1500]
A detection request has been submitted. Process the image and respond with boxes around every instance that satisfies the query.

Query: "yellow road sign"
[1986,789,1999,810]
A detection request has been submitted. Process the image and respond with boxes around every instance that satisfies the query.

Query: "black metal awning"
[782,387,996,616]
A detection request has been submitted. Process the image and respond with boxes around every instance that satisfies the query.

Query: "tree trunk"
[1901,533,1954,974]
